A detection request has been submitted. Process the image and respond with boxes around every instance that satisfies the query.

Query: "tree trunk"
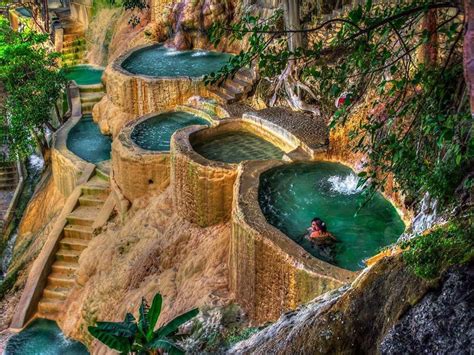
[464,0,474,116]
[422,9,438,66]
[283,0,302,51]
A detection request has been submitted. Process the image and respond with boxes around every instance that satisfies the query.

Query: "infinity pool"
[121,45,232,77]
[193,131,284,164]
[5,319,88,355]
[259,162,405,271]
[131,112,209,151]
[67,115,111,163]
[64,65,103,86]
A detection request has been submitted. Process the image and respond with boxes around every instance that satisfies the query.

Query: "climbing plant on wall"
[207,0,473,212]
[0,16,66,160]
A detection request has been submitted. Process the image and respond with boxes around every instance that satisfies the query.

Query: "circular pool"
[259,162,405,271]
[64,65,104,86]
[131,111,210,151]
[193,131,285,164]
[5,319,88,354]
[67,115,111,163]
[121,45,232,78]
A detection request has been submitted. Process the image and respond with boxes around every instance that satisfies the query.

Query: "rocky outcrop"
[230,255,435,354]
[380,264,473,354]
[57,188,232,352]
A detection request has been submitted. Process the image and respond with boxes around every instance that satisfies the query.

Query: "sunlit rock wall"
[112,118,171,203]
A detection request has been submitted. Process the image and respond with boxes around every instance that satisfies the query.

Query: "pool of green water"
[16,7,32,17]
[67,115,111,163]
[64,65,103,85]
[121,45,232,77]
[131,112,209,151]
[193,131,284,164]
[5,319,89,355]
[259,162,405,271]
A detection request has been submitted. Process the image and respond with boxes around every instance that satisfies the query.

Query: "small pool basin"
[5,318,88,354]
[64,65,104,86]
[193,131,285,164]
[131,111,210,152]
[259,162,405,271]
[121,45,232,78]
[67,115,111,163]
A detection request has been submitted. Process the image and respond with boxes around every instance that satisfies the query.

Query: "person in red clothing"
[307,217,337,245]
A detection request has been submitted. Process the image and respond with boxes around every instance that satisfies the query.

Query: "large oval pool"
[193,131,285,164]
[131,112,210,151]
[121,45,232,77]
[259,162,405,271]
[67,115,111,163]
[5,318,88,354]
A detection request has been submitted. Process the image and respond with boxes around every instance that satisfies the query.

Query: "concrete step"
[59,237,90,251]
[43,286,70,301]
[56,248,81,263]
[0,168,17,177]
[81,183,110,199]
[47,272,76,288]
[66,205,101,226]
[0,175,18,184]
[210,89,236,104]
[79,195,106,207]
[81,102,96,113]
[78,83,104,93]
[80,92,104,104]
[63,224,93,240]
[51,260,79,274]
[37,298,64,315]
[0,184,16,191]
[62,45,86,54]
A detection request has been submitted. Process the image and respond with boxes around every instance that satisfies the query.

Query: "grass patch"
[401,218,474,279]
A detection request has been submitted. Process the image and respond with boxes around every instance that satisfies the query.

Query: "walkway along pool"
[64,65,104,86]
[259,162,405,271]
[131,111,210,151]
[5,318,88,354]
[121,45,232,77]
[193,131,285,163]
[66,115,111,163]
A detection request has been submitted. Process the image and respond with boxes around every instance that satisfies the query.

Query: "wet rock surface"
[381,264,474,354]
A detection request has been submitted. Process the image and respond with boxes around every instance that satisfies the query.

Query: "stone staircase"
[79,84,105,114]
[0,162,18,191]
[62,33,86,66]
[210,68,258,105]
[37,175,110,319]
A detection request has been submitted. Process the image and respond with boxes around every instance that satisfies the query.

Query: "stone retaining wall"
[230,160,357,324]
[171,120,297,227]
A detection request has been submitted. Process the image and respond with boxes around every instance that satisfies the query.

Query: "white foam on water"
[327,173,362,195]
[29,154,44,171]
[191,51,209,57]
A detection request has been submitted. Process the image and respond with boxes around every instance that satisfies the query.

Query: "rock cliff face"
[230,255,435,354]
[58,187,231,352]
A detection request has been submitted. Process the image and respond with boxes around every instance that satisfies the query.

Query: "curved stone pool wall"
[171,120,298,227]
[97,45,218,135]
[112,111,217,203]
[230,160,357,324]
[52,84,95,197]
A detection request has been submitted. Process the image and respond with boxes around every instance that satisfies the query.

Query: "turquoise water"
[131,112,209,151]
[16,7,32,17]
[259,162,405,271]
[193,131,284,164]
[121,45,232,77]
[5,319,89,355]
[67,115,111,163]
[64,65,103,85]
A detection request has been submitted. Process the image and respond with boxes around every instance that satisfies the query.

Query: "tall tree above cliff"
[0,16,66,160]
[208,0,473,212]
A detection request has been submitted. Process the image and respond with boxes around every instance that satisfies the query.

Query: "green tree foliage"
[88,292,199,354]
[207,0,473,211]
[0,16,67,160]
[401,216,473,279]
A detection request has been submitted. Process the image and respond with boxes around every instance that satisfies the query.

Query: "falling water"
[327,173,363,195]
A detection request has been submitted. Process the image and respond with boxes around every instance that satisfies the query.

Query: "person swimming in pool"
[307,217,337,244]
